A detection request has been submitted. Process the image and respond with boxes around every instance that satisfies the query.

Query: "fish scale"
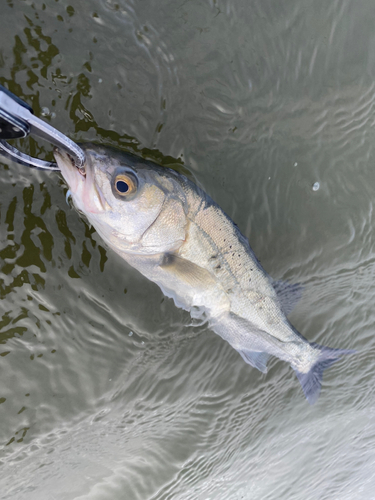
[55,144,353,404]
[178,186,288,334]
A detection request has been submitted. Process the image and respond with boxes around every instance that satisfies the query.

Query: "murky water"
[1,0,375,498]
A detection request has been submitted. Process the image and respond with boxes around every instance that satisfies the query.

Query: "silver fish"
[55,144,352,404]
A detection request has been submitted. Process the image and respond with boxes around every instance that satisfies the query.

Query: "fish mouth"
[54,146,87,198]
[54,147,86,177]
[54,146,109,214]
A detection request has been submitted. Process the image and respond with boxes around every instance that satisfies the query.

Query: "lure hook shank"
[0,84,85,171]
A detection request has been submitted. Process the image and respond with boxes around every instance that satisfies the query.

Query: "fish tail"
[293,345,354,405]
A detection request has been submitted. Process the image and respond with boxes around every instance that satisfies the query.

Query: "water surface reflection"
[1,0,374,499]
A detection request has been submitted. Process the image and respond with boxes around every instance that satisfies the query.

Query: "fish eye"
[113,173,137,197]
[116,179,129,193]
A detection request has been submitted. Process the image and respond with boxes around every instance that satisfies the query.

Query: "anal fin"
[239,349,270,374]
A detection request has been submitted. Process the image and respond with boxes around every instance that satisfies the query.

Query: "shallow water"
[1,0,375,498]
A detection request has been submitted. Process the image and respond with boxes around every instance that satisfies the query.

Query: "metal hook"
[0,139,59,170]
[0,84,85,171]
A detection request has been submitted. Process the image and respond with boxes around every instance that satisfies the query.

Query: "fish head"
[54,144,188,255]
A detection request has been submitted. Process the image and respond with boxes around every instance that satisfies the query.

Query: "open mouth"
[54,147,86,177]
[68,152,86,177]
[54,146,106,214]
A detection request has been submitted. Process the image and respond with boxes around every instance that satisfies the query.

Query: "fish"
[54,144,352,404]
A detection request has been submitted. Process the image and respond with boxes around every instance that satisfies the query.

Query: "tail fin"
[294,345,354,405]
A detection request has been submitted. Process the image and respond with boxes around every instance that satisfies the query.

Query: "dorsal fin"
[272,280,303,316]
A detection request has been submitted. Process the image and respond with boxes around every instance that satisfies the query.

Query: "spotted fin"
[272,280,303,316]
[238,349,270,374]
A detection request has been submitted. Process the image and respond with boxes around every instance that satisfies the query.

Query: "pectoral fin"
[160,253,217,290]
